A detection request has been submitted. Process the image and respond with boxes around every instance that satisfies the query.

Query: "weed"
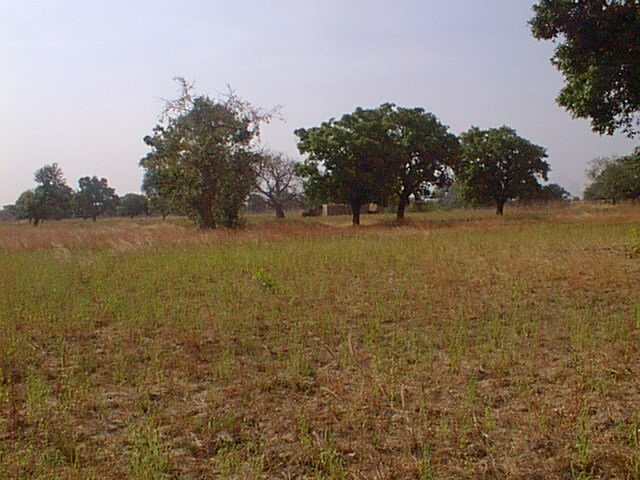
[47,422,79,465]
[24,366,50,422]
[252,268,278,294]
[312,429,346,480]
[214,347,237,381]
[216,444,241,478]
[418,444,436,480]
[572,410,594,479]
[128,422,171,480]
[298,417,346,479]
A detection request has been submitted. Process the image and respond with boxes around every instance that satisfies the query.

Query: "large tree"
[295,106,397,225]
[458,126,550,215]
[21,164,74,225]
[254,151,299,219]
[387,106,460,219]
[140,80,272,228]
[530,0,640,136]
[74,176,118,221]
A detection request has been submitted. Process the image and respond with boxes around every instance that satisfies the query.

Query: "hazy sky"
[2,0,638,205]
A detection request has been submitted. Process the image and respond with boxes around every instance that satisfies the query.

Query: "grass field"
[1,204,639,479]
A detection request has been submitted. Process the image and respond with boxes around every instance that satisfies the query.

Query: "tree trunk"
[197,198,216,228]
[397,193,411,220]
[92,215,97,222]
[274,203,285,219]
[496,199,505,216]
[351,202,361,226]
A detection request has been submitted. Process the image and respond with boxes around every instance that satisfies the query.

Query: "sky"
[1,0,638,206]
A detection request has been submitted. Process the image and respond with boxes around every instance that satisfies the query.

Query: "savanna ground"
[1,204,639,479]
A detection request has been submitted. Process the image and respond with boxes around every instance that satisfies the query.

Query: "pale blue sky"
[1,0,637,205]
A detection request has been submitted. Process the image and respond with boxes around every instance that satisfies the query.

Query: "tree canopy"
[386,106,460,219]
[117,193,148,218]
[17,164,74,225]
[295,106,397,225]
[458,126,549,215]
[530,0,640,136]
[295,104,459,224]
[255,151,300,219]
[535,183,573,202]
[74,176,118,221]
[140,80,272,228]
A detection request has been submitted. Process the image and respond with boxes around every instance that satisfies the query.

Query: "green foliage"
[387,106,460,219]
[74,176,118,220]
[295,103,459,223]
[458,126,549,215]
[117,193,148,218]
[16,164,74,225]
[540,183,571,201]
[295,105,397,225]
[252,268,278,294]
[584,150,640,202]
[527,183,572,203]
[15,190,37,222]
[140,79,272,228]
[530,1,640,136]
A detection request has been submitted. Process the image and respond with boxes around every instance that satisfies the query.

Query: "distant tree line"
[583,149,640,203]
[2,93,573,227]
[5,163,151,225]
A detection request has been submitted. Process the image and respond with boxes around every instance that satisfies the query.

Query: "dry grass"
[1,203,636,251]
[1,204,639,479]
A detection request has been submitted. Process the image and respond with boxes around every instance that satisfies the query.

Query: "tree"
[295,106,398,225]
[15,190,37,223]
[530,1,640,136]
[140,79,273,228]
[255,151,300,219]
[141,168,174,220]
[117,193,148,218]
[387,106,460,219]
[74,176,118,221]
[458,126,550,215]
[0,204,17,222]
[537,183,572,202]
[583,150,640,202]
[25,164,74,225]
[523,182,572,203]
[296,104,460,223]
